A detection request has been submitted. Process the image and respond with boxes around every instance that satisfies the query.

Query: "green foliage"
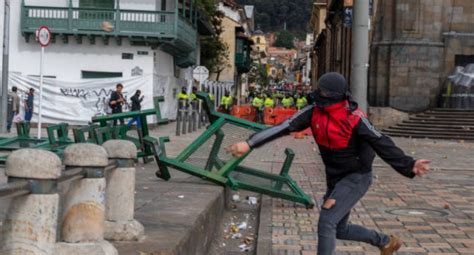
[198,0,230,80]
[274,30,295,49]
[236,0,312,36]
[248,63,269,87]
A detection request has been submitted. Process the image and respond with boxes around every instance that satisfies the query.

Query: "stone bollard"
[0,149,62,255]
[102,140,144,241]
[56,143,117,255]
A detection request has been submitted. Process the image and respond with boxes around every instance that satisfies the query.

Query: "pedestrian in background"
[220,90,233,114]
[127,89,144,129]
[295,93,308,110]
[264,92,274,108]
[24,88,35,123]
[281,93,293,108]
[252,92,264,123]
[109,83,125,126]
[7,86,20,132]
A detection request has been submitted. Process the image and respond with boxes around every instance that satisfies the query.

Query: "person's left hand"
[412,159,431,176]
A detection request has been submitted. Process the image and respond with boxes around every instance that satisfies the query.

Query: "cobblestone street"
[252,135,474,254]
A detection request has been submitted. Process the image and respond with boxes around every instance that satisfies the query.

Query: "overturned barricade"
[156,92,315,208]
[0,94,313,208]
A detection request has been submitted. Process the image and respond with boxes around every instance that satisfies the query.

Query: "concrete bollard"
[102,140,144,241]
[0,149,62,255]
[56,143,117,255]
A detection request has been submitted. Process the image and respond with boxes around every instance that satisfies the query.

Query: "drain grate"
[386,208,448,217]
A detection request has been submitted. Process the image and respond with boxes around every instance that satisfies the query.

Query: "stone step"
[383,129,474,137]
[414,114,474,120]
[430,108,474,113]
[406,118,474,125]
[391,125,474,134]
[396,123,474,130]
[384,127,474,136]
[418,112,474,118]
[383,130,474,140]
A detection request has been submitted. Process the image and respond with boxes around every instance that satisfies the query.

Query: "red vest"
[311,101,366,150]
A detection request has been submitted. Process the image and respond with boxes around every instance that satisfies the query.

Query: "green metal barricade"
[156,92,314,208]
[91,96,169,160]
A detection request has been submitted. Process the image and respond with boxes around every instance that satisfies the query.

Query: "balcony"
[21,3,198,66]
[235,53,252,73]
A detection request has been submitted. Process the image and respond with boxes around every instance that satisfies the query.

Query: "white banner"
[8,72,154,125]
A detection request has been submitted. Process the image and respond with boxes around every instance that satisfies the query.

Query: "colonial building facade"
[311,0,474,112]
[0,0,212,123]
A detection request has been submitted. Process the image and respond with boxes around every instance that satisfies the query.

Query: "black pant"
[112,108,124,126]
[7,110,15,131]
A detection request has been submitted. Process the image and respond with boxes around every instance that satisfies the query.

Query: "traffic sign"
[193,66,209,83]
[36,26,51,47]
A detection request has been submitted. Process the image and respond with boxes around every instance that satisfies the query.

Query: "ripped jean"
[318,171,389,254]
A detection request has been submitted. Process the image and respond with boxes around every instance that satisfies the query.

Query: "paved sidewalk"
[254,135,474,254]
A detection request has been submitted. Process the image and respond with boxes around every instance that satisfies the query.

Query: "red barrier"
[273,107,297,125]
[231,105,256,122]
[263,107,276,125]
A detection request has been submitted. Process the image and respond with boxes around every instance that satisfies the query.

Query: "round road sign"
[36,26,52,47]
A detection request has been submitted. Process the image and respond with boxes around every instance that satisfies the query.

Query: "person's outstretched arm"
[354,116,430,178]
[227,105,314,157]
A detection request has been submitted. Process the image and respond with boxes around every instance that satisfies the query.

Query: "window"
[79,0,114,9]
[455,55,474,68]
[79,0,114,20]
[82,71,123,79]
[256,37,261,44]
[122,53,134,60]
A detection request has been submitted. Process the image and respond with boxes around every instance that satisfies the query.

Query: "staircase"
[382,108,474,140]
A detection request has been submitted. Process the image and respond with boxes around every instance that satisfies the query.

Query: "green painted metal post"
[68,0,72,31]
[275,148,295,191]
[182,0,185,17]
[193,0,197,26]
[115,0,120,35]
[174,0,178,38]
[189,0,193,24]
[204,130,224,171]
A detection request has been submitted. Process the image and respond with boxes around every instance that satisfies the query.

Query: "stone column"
[0,149,62,255]
[56,144,117,255]
[102,140,144,241]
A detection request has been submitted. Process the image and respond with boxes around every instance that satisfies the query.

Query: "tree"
[274,30,295,49]
[248,63,269,88]
[198,0,230,81]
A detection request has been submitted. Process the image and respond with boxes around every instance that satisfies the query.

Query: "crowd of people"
[174,85,314,125]
[249,89,310,123]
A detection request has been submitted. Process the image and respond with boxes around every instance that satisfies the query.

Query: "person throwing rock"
[227,72,431,255]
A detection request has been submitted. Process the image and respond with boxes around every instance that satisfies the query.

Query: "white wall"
[120,0,156,10]
[1,0,185,122]
[10,1,155,80]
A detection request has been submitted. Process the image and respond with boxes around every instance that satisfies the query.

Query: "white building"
[0,0,212,124]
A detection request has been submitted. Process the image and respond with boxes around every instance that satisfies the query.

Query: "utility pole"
[351,0,369,112]
[1,0,11,133]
